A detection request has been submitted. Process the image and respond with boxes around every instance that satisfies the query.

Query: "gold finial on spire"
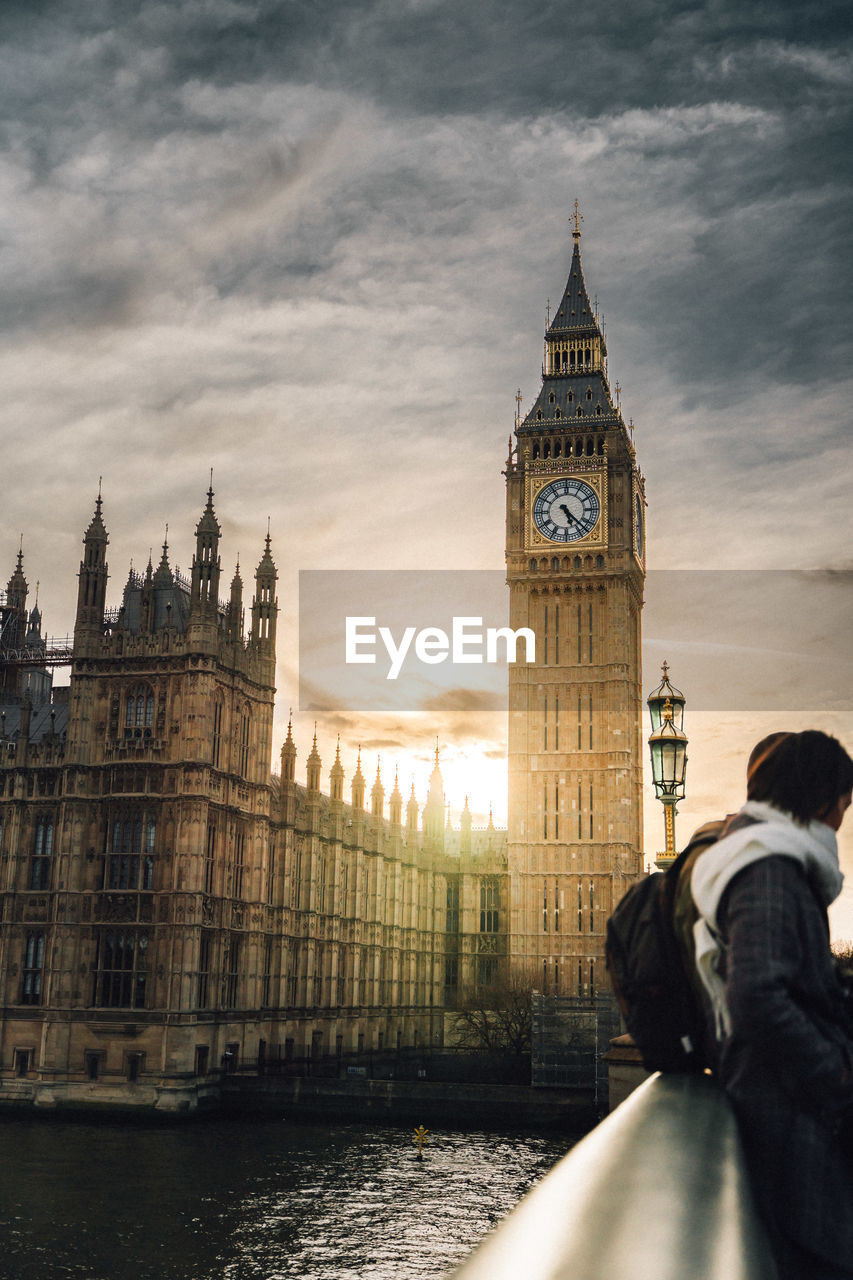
[515,387,522,430]
[571,198,583,241]
[546,297,551,326]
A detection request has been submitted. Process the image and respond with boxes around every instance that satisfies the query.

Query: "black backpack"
[605,820,727,1074]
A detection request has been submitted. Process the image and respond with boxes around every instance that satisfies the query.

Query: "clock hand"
[559,503,575,524]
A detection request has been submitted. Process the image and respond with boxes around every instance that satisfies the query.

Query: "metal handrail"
[449,1073,778,1280]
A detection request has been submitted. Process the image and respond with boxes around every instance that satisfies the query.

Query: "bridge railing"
[449,1072,778,1280]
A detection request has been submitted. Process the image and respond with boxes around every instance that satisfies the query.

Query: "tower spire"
[250,523,278,656]
[190,483,221,619]
[74,490,109,644]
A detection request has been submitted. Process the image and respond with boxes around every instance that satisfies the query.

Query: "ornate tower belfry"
[505,210,646,996]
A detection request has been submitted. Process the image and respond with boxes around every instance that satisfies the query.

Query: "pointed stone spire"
[423,740,445,848]
[75,490,109,641]
[460,795,472,854]
[330,735,344,802]
[6,538,27,612]
[140,552,155,633]
[281,709,296,782]
[371,757,385,818]
[26,600,43,646]
[406,779,419,837]
[351,746,365,810]
[389,767,403,826]
[84,481,108,551]
[152,526,173,587]
[306,724,322,793]
[227,557,244,641]
[190,480,221,617]
[251,521,278,653]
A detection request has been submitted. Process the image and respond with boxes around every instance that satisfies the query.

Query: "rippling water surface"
[2,1114,570,1280]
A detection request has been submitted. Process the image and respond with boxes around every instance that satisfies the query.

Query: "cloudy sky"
[2,1,851,921]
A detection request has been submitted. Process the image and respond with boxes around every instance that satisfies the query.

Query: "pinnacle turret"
[351,747,365,810]
[306,726,322,792]
[281,711,296,782]
[389,767,403,825]
[251,523,278,651]
[330,736,344,801]
[227,558,244,641]
[371,758,385,817]
[75,493,109,641]
[190,482,221,617]
[152,530,173,587]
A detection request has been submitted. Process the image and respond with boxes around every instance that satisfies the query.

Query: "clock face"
[533,478,600,543]
[635,494,644,556]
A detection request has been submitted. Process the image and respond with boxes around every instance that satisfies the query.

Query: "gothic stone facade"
[0,495,508,1112]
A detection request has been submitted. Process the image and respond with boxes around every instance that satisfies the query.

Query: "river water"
[2,1115,570,1280]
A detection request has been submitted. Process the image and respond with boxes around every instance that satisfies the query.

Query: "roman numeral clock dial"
[533,477,600,543]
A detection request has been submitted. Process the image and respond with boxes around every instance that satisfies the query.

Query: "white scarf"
[691,799,843,1039]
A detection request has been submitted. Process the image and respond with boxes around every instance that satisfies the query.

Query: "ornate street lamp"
[647,661,688,870]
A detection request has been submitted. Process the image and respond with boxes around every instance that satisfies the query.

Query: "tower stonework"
[505,223,645,996]
[0,489,280,1111]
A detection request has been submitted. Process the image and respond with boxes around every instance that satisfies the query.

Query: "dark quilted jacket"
[714,855,853,1267]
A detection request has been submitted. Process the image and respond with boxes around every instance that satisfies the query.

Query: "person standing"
[691,730,853,1280]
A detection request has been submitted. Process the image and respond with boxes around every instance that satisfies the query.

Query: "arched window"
[554,407,561,419]
[596,554,605,568]
[576,407,584,417]
[212,697,224,769]
[480,878,499,933]
[93,930,148,1009]
[551,556,559,571]
[30,816,54,890]
[125,685,154,735]
[21,932,44,1005]
[107,813,155,890]
[529,559,538,572]
[238,708,251,778]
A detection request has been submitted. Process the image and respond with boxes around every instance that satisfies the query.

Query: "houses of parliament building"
[0,225,646,1111]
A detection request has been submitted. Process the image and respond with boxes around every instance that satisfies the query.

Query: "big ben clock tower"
[505,208,645,996]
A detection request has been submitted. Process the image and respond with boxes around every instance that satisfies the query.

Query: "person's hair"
[746,730,853,824]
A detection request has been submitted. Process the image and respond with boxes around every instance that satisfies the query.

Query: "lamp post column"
[647,662,688,871]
